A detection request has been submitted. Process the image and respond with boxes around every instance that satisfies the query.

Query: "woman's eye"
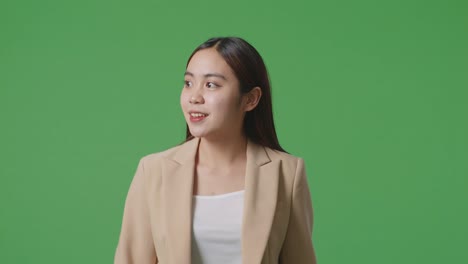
[206,82,218,88]
[184,80,192,87]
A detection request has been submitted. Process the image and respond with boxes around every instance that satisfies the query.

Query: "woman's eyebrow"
[184,71,227,80]
[204,73,227,80]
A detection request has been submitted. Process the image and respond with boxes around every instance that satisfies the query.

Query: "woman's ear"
[243,87,262,112]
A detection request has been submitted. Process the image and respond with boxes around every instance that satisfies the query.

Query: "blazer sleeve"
[114,158,158,264]
[279,158,317,264]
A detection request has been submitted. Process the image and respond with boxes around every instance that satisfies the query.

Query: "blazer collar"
[161,137,280,264]
[169,137,271,166]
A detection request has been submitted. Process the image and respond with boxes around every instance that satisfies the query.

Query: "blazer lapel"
[242,140,280,264]
[161,138,200,264]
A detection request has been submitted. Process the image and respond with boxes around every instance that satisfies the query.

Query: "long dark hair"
[184,37,286,152]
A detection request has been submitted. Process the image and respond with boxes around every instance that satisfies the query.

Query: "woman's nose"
[189,88,204,104]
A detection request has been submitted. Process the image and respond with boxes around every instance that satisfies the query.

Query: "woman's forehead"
[186,48,235,78]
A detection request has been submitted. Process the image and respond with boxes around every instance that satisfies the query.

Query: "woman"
[114,37,317,264]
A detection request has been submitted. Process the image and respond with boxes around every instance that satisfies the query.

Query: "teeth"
[190,113,207,117]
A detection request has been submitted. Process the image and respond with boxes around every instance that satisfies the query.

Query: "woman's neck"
[196,135,247,168]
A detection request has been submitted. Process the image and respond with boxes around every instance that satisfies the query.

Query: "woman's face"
[180,48,247,140]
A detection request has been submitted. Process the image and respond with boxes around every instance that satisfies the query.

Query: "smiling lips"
[189,112,208,122]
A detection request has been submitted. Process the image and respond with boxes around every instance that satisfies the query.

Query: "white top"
[191,190,245,264]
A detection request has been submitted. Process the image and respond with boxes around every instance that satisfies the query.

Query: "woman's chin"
[188,129,208,138]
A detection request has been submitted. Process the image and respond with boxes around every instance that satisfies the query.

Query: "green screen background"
[1,0,467,263]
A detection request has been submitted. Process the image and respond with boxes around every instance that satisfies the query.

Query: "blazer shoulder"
[265,147,303,164]
[263,147,307,176]
[138,142,186,167]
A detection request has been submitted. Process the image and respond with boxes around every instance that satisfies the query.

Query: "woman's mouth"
[189,112,208,122]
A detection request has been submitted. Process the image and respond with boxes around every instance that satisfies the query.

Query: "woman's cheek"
[180,90,190,111]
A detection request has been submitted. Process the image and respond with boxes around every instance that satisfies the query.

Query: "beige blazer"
[114,137,317,264]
